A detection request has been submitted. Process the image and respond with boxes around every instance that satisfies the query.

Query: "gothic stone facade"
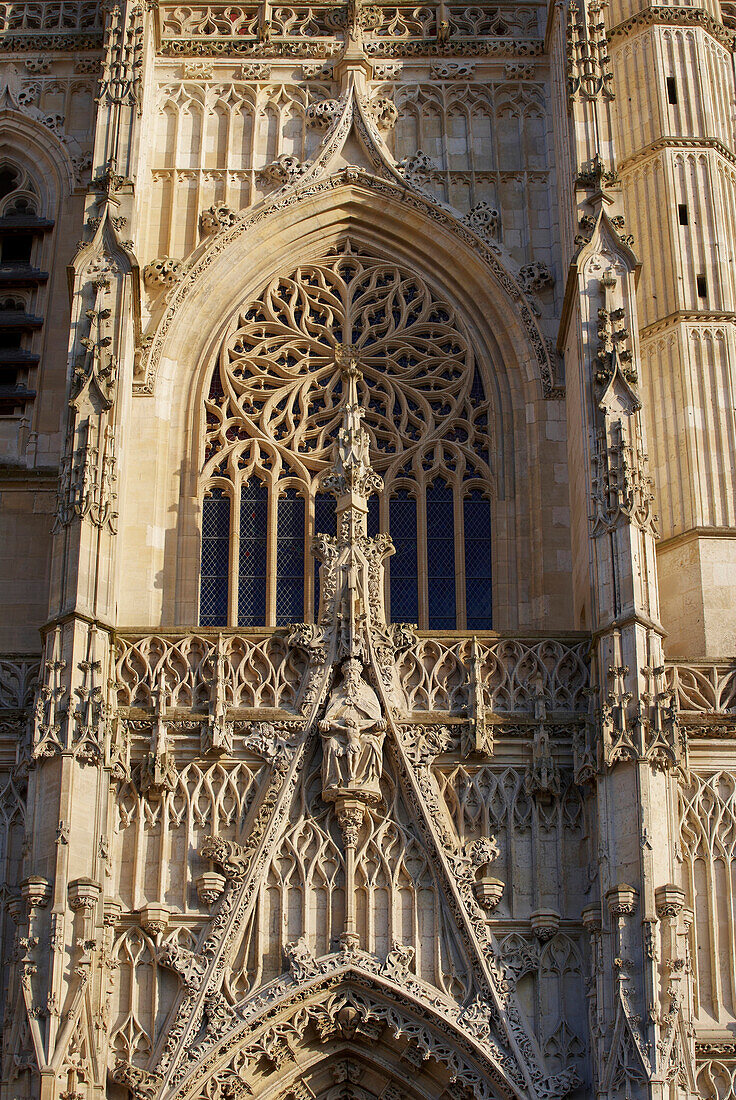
[0,3,735,1100]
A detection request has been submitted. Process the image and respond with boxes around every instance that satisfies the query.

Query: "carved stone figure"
[319,659,386,804]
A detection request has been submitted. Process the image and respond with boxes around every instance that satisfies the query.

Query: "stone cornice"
[639,309,736,340]
[657,525,736,551]
[608,5,736,49]
[158,36,545,59]
[0,34,104,54]
[618,135,736,174]
[696,1038,736,1057]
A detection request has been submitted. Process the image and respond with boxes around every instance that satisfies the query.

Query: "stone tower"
[0,2,735,1100]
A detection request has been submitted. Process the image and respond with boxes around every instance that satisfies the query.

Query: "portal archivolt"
[162,973,521,1100]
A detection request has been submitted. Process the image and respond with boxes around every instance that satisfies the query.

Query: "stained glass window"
[201,243,495,628]
[426,480,456,629]
[200,489,230,627]
[276,488,305,625]
[389,490,418,623]
[464,490,493,629]
[238,479,268,627]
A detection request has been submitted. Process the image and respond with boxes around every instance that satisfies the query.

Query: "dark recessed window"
[1,235,33,265]
[0,167,19,199]
[389,490,418,624]
[666,77,678,104]
[696,274,708,300]
[678,204,689,226]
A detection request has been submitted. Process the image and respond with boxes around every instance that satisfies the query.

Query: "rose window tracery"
[200,240,493,630]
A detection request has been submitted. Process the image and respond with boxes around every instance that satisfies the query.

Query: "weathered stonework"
[0,2,734,1100]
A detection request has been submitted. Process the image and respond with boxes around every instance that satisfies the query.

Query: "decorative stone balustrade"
[113,629,591,718]
[157,0,544,57]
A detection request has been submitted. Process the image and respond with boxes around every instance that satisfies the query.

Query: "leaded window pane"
[200,489,229,627]
[390,491,418,623]
[239,479,267,627]
[464,490,492,629]
[276,488,305,624]
[427,481,456,629]
[367,493,379,537]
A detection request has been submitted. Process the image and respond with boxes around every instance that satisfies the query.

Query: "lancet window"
[200,241,493,629]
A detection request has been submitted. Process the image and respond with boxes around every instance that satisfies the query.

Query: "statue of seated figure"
[319,658,386,804]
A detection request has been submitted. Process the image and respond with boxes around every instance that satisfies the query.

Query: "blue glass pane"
[238,480,267,626]
[426,481,456,629]
[276,488,305,625]
[470,367,485,404]
[367,493,379,537]
[390,491,418,623]
[464,491,492,629]
[313,493,336,619]
[200,490,229,627]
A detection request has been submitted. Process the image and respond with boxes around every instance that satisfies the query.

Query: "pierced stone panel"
[115,633,307,712]
[232,748,475,1003]
[112,759,268,912]
[680,770,736,1029]
[435,764,587,920]
[109,924,199,1069]
[396,636,589,713]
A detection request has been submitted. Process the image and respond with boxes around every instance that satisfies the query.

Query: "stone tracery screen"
[200,241,493,628]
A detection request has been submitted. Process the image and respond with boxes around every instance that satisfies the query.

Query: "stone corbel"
[68,877,101,951]
[139,903,170,939]
[196,870,226,906]
[201,835,249,882]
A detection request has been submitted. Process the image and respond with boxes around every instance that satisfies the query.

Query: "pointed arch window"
[199,241,494,629]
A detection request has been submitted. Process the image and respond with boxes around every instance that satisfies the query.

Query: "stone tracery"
[202,238,494,628]
[205,239,489,481]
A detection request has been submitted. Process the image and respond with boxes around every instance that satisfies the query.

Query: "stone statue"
[319,658,386,804]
